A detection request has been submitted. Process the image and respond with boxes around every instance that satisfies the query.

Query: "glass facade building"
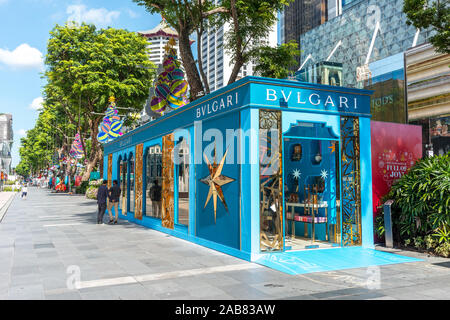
[299,0,432,88]
[0,114,13,175]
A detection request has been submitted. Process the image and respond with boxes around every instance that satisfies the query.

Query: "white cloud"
[18,129,27,136]
[0,44,43,69]
[29,97,44,110]
[67,4,121,27]
[127,9,139,19]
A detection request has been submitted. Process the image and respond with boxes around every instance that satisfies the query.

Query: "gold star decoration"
[201,148,235,223]
[164,38,177,52]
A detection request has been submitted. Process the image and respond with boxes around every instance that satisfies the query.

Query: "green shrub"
[414,236,424,249]
[375,215,385,237]
[386,153,450,257]
[388,153,450,239]
[88,179,103,187]
[85,186,98,200]
[2,186,20,192]
[75,181,89,194]
[435,242,450,258]
[425,235,438,250]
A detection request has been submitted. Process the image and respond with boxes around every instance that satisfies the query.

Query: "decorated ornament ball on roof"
[150,37,189,115]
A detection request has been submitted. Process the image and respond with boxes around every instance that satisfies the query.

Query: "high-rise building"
[138,21,181,66]
[406,43,450,156]
[0,114,13,175]
[295,0,433,124]
[283,0,328,45]
[200,4,278,92]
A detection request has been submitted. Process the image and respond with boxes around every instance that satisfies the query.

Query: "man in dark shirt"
[108,180,121,224]
[97,180,109,224]
[149,179,162,218]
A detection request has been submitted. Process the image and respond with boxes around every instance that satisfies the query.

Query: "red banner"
[371,121,422,224]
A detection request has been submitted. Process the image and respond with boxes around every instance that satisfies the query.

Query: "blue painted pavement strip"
[254,247,423,275]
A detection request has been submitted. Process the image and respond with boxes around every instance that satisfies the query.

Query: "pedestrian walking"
[97,180,108,224]
[21,184,28,199]
[149,179,162,218]
[108,180,121,224]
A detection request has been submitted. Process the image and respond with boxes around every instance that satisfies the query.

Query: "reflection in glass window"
[176,138,189,226]
[145,146,162,219]
[259,110,283,252]
[120,159,127,215]
[129,156,135,213]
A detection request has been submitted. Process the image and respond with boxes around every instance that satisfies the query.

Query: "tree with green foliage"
[253,40,301,79]
[44,23,156,180]
[133,0,293,98]
[403,0,450,54]
[213,0,293,85]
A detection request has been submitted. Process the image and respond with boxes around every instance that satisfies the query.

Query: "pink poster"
[371,121,422,231]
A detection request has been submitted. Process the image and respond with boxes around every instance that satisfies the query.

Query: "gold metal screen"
[340,116,362,246]
[259,110,283,251]
[135,144,144,220]
[162,134,175,229]
[107,154,113,189]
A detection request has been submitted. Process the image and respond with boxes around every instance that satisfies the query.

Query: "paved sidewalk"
[0,192,16,222]
[0,187,449,300]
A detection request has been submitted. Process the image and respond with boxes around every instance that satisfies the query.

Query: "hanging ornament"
[69,133,84,159]
[97,96,124,144]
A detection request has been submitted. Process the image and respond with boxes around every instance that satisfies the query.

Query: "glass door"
[120,160,127,215]
[283,136,341,250]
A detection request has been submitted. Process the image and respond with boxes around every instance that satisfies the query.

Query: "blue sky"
[0,0,162,167]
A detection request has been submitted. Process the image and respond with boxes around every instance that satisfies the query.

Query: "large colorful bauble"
[106,106,118,117]
[150,96,167,113]
[167,94,184,109]
[172,68,184,81]
[110,120,123,135]
[110,115,120,122]
[158,72,169,83]
[155,83,170,99]
[97,131,108,143]
[170,80,188,97]
[102,116,112,125]
[100,122,111,134]
[163,57,175,69]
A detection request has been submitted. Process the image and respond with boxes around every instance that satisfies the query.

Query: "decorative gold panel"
[259,110,283,251]
[135,144,144,220]
[340,116,362,246]
[162,134,175,229]
[107,154,113,189]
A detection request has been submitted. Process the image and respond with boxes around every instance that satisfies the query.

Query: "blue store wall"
[195,111,241,250]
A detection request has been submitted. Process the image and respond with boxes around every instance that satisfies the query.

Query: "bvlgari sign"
[194,84,370,121]
[266,89,360,110]
[196,92,240,119]
[260,85,370,116]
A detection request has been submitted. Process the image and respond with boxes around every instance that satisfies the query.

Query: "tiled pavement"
[0,187,449,300]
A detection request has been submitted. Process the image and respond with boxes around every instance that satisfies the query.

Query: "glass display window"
[175,138,190,227]
[145,145,162,219]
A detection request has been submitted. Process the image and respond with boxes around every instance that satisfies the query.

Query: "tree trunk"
[82,147,102,181]
[178,28,204,101]
[196,28,210,95]
[227,0,245,85]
